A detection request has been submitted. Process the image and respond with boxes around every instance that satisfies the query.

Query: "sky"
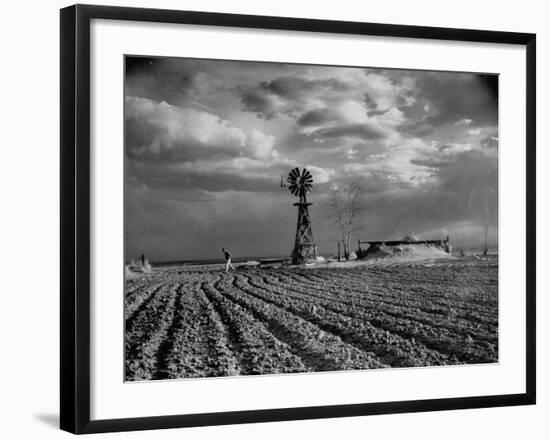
[125,56,498,263]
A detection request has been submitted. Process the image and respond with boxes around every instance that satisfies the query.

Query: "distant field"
[124,256,498,381]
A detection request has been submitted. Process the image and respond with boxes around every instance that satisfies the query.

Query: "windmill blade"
[284,167,315,198]
[289,184,299,196]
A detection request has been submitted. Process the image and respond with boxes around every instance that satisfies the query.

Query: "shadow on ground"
[34,413,58,429]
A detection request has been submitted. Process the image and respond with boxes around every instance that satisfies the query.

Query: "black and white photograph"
[124,56,499,381]
[1,0,544,435]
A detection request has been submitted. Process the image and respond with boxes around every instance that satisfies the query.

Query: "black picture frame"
[60,4,536,434]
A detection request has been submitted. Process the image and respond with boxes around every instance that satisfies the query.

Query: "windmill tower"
[282,168,317,264]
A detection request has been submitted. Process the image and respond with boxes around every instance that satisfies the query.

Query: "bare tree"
[326,178,367,260]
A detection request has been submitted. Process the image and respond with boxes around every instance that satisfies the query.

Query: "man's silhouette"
[222,248,235,272]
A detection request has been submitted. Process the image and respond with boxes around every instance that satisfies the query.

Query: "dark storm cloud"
[124,56,499,261]
[239,88,280,119]
[437,150,497,195]
[352,188,470,240]
[239,76,349,119]
[398,121,439,138]
[363,93,378,112]
[125,56,156,75]
[362,93,391,117]
[420,73,498,125]
[127,162,283,193]
[338,151,497,242]
[398,72,498,137]
[410,157,454,168]
[406,149,498,221]
[358,171,414,193]
[410,149,497,205]
[125,57,204,106]
[264,76,349,98]
[312,123,387,141]
[481,134,499,149]
[297,108,342,126]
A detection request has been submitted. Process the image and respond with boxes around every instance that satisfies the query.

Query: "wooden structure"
[357,236,451,258]
[282,168,317,264]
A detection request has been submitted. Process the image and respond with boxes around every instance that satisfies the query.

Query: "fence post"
[337,242,341,262]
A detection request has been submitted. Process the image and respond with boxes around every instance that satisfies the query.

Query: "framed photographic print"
[60,4,536,434]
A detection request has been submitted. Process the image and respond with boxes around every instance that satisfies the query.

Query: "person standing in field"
[222,247,235,272]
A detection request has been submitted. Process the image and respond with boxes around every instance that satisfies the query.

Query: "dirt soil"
[124,255,498,381]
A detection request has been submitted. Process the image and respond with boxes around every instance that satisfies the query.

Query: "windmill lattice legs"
[292,201,316,264]
[283,167,317,264]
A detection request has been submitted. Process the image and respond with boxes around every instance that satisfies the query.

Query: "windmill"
[282,168,317,264]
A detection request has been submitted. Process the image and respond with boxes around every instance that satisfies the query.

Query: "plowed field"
[125,256,498,381]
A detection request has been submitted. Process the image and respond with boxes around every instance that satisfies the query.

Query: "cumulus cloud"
[124,56,499,261]
[126,96,276,162]
[126,96,246,160]
[304,165,335,184]
[360,71,416,111]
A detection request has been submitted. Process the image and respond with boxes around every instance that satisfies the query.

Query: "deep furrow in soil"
[343,271,498,309]
[261,270,497,330]
[203,276,308,375]
[285,269,497,320]
[152,283,187,380]
[217,274,387,371]
[308,266,497,300]
[251,273,496,363]
[125,257,498,380]
[247,273,497,364]
[237,274,454,367]
[152,280,241,379]
[125,276,164,297]
[125,281,168,322]
[257,271,497,339]
[125,282,180,381]
[302,264,486,291]
[310,264,497,292]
